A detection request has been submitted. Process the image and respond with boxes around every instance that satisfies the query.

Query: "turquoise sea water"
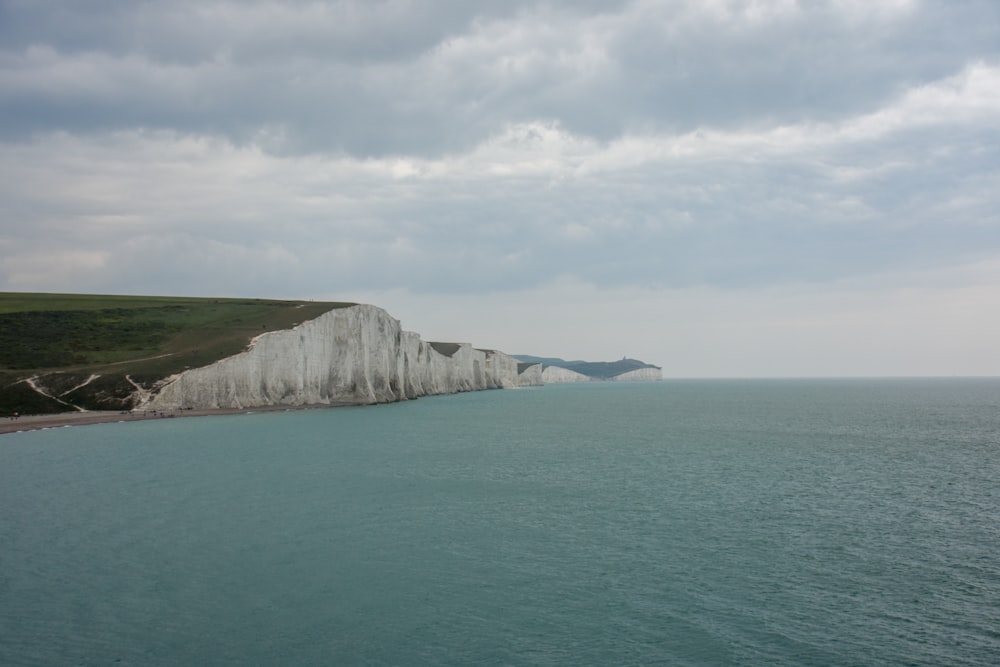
[1,379,999,666]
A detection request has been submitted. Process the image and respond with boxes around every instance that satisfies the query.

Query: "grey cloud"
[606,1,1000,131]
[0,1,998,308]
[0,1,518,63]
[3,1,998,157]
[3,99,998,297]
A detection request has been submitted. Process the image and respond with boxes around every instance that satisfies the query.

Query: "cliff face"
[147,304,521,410]
[610,368,663,382]
[516,362,544,387]
[542,366,592,383]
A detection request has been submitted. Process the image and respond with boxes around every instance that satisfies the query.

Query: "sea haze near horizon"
[2,379,999,665]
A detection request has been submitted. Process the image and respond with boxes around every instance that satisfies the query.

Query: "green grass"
[0,292,354,414]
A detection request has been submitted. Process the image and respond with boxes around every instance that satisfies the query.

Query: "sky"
[1,0,999,377]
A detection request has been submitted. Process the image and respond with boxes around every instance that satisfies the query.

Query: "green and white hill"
[0,292,351,414]
[514,355,661,380]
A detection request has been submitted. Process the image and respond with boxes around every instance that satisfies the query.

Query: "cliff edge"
[147,304,524,410]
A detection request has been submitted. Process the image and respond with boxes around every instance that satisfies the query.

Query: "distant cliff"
[608,367,663,382]
[148,304,525,410]
[541,366,591,383]
[516,356,662,383]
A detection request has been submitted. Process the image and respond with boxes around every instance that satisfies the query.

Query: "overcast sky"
[2,0,999,377]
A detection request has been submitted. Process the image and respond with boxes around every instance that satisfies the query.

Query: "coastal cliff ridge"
[1,293,659,417]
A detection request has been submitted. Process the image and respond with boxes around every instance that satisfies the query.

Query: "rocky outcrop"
[146,304,521,410]
[542,366,592,383]
[610,368,663,382]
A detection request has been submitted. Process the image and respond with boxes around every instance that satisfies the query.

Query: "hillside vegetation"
[0,293,351,414]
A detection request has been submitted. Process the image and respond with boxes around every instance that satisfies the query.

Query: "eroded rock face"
[609,368,663,382]
[541,366,592,383]
[516,363,544,387]
[146,304,521,410]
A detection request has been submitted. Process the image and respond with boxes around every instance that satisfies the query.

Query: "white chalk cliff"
[146,304,522,410]
[610,368,663,382]
[516,363,544,387]
[541,366,592,383]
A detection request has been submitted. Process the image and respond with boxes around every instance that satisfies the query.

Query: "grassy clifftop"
[0,293,352,414]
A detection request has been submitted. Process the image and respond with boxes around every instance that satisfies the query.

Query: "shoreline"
[0,402,360,436]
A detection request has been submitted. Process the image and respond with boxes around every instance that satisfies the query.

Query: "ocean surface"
[1,379,999,666]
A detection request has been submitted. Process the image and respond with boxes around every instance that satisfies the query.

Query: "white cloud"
[2,53,998,296]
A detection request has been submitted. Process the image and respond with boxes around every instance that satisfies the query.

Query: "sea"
[1,379,998,666]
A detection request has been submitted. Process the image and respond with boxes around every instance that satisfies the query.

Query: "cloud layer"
[2,0,998,375]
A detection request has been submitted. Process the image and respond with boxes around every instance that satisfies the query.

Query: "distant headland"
[514,355,662,383]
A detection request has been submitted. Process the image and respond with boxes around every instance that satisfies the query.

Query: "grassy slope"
[0,293,353,414]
